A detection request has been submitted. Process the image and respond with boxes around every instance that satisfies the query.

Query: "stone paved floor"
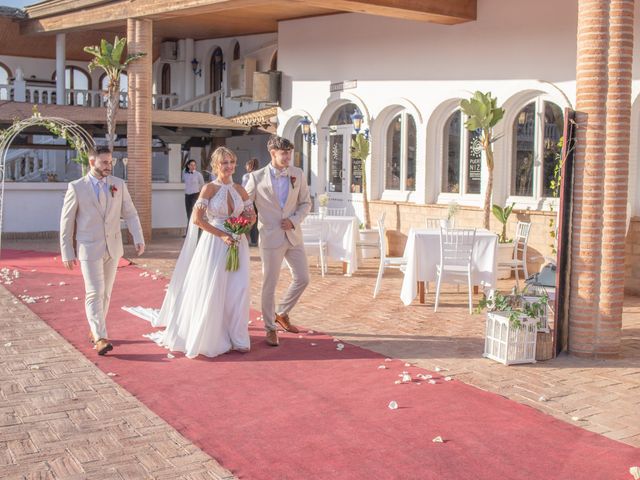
[1,236,639,478]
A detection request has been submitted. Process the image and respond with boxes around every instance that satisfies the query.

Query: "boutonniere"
[109,185,118,198]
[290,176,297,188]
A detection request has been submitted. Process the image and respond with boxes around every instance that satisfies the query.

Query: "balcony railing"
[3,79,179,111]
[172,90,222,115]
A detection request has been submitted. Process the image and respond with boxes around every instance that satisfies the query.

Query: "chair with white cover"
[434,228,477,313]
[356,212,385,258]
[373,215,406,298]
[326,206,347,216]
[498,221,531,289]
[301,215,328,277]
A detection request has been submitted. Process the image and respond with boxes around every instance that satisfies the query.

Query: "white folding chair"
[434,228,476,313]
[301,216,328,277]
[373,215,406,298]
[498,221,531,289]
[326,207,347,216]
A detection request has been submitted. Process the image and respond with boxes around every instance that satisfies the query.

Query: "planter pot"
[318,206,328,218]
[483,311,537,365]
[496,242,514,279]
[357,228,380,260]
[535,331,554,361]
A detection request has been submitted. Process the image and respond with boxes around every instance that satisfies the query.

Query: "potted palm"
[460,91,505,230]
[493,202,516,279]
[84,36,146,153]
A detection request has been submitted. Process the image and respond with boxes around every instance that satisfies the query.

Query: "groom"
[59,145,145,355]
[246,135,311,346]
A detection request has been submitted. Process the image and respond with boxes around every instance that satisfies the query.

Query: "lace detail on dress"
[208,180,244,220]
[194,198,209,210]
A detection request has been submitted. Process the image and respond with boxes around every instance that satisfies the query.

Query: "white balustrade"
[172,90,222,114]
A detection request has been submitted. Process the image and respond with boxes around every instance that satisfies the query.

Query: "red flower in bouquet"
[223,216,253,271]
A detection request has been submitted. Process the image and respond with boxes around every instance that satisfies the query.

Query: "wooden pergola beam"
[289,0,476,25]
[21,0,475,35]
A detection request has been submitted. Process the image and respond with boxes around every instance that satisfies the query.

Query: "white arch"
[278,109,321,197]
[371,99,424,202]
[496,86,572,208]
[0,115,95,255]
[425,97,466,205]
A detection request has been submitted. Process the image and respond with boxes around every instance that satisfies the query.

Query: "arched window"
[329,103,361,126]
[209,47,223,93]
[161,64,171,95]
[233,41,240,60]
[0,62,10,100]
[512,100,563,198]
[442,109,482,195]
[385,112,416,192]
[294,124,312,187]
[52,66,91,105]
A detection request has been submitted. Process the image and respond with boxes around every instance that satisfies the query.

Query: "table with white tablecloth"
[400,228,498,306]
[315,215,360,275]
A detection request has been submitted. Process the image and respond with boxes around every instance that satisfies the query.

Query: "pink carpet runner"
[1,249,637,479]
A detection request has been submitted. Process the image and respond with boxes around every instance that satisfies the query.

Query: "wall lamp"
[191,58,202,77]
[350,112,369,140]
[299,116,316,145]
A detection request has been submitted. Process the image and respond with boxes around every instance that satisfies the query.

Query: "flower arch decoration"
[0,109,96,255]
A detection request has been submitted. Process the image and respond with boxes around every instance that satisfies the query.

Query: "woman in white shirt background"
[241,157,260,246]
[182,159,205,223]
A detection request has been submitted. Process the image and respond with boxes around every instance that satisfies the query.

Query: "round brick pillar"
[127,18,153,242]
[570,0,634,357]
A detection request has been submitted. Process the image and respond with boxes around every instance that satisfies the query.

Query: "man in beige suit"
[245,135,311,346]
[60,146,145,355]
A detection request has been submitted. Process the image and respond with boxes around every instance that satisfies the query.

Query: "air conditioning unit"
[160,41,177,61]
[229,57,256,99]
[252,71,281,104]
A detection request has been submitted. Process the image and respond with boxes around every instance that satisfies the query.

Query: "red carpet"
[1,249,637,480]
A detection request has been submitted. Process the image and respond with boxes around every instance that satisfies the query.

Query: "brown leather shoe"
[275,313,300,334]
[95,338,113,356]
[265,330,279,347]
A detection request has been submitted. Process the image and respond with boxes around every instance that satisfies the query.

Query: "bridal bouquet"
[223,216,252,271]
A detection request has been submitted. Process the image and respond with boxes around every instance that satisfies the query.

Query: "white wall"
[276,0,640,216]
[2,182,187,233]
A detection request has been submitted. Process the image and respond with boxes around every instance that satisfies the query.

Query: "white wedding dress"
[129,180,252,359]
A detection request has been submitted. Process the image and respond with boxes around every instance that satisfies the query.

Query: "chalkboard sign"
[467,130,482,193]
[329,136,343,193]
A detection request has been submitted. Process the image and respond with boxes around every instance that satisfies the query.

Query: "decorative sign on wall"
[330,80,357,93]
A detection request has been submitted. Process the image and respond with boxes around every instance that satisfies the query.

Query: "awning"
[0,102,249,131]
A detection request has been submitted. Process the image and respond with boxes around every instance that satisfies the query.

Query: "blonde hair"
[209,146,237,175]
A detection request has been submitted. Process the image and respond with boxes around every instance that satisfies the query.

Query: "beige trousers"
[79,253,119,340]
[260,242,310,332]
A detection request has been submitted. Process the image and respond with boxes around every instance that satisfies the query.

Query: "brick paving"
[1,236,639,477]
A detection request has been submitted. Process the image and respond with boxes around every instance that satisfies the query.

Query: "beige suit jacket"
[245,165,311,249]
[59,175,144,262]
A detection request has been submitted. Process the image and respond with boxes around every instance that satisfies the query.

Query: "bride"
[140,146,255,358]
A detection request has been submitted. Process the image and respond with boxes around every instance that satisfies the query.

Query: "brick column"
[570,0,634,357]
[127,18,153,242]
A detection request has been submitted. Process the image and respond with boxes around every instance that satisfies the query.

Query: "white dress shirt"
[183,170,205,195]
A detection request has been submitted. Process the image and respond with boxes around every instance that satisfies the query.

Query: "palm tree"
[351,132,371,229]
[460,91,505,230]
[84,37,146,152]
